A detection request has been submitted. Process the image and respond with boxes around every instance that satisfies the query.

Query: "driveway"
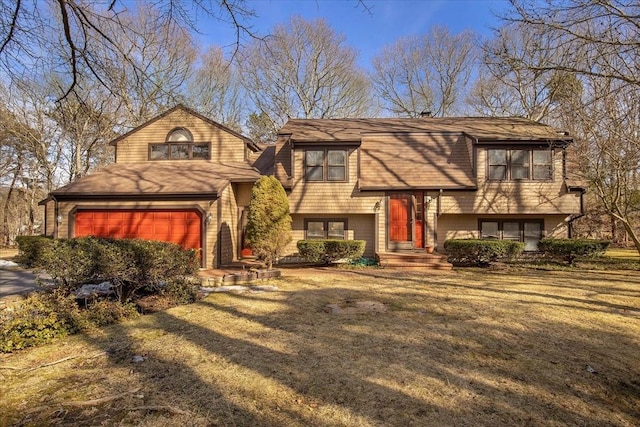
[0,261,40,299]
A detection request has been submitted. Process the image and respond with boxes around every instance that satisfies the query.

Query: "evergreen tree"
[245,176,292,269]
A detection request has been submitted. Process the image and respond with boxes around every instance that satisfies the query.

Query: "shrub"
[40,237,199,301]
[0,291,83,352]
[0,290,140,352]
[297,239,366,264]
[245,176,292,269]
[14,235,53,268]
[297,240,327,264]
[538,238,611,265]
[444,239,525,267]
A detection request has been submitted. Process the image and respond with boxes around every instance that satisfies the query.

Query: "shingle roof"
[359,133,476,190]
[277,117,571,191]
[279,117,571,143]
[50,162,261,198]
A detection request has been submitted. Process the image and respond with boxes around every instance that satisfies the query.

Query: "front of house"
[40,105,264,268]
[41,107,584,268]
[274,117,584,260]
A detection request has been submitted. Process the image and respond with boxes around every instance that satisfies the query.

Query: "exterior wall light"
[56,215,64,224]
[205,213,213,225]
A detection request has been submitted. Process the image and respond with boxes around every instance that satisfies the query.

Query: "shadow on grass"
[11,268,640,426]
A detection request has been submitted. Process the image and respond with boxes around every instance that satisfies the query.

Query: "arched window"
[150,127,209,160]
[166,127,193,143]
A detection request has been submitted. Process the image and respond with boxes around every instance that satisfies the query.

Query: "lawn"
[1,266,639,426]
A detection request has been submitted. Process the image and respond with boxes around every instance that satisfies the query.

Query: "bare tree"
[505,0,640,87]
[0,0,257,100]
[372,26,477,117]
[239,16,372,130]
[186,46,244,131]
[468,23,581,121]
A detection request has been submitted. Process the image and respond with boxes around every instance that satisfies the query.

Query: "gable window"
[305,149,347,182]
[149,127,210,160]
[305,219,347,239]
[487,148,552,181]
[480,219,543,251]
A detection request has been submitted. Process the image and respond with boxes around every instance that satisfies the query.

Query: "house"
[40,105,264,268]
[40,106,584,270]
[273,117,584,264]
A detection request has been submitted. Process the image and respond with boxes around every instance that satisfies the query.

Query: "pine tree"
[245,176,292,269]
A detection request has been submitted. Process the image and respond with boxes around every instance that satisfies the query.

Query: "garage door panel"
[74,210,202,251]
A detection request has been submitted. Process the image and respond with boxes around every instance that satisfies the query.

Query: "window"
[479,219,543,251]
[149,143,210,160]
[487,148,552,181]
[305,149,347,182]
[532,150,552,180]
[166,128,193,142]
[305,219,347,239]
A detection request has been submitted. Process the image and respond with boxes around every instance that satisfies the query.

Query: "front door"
[389,194,413,250]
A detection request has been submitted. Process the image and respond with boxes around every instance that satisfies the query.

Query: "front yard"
[1,266,639,426]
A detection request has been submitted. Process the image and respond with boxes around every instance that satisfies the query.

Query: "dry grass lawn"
[1,266,639,426]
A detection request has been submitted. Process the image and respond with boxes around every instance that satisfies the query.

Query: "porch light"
[373,200,382,212]
[205,213,213,225]
[56,215,63,224]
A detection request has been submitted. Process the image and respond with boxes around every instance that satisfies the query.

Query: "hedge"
[297,239,366,264]
[40,237,200,301]
[15,235,53,268]
[443,239,525,267]
[537,238,610,264]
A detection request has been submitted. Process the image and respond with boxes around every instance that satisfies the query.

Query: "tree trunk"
[2,158,22,246]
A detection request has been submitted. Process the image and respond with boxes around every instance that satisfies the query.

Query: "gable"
[112,105,257,164]
[359,132,476,190]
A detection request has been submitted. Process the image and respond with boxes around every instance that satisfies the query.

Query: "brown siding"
[115,109,248,164]
[218,184,239,266]
[44,200,56,237]
[438,147,581,215]
[282,213,376,258]
[287,147,384,214]
[435,214,570,248]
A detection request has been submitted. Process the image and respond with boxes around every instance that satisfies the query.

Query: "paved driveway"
[0,266,40,299]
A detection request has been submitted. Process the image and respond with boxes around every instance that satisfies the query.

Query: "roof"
[49,162,261,199]
[109,105,260,152]
[279,117,572,143]
[359,132,476,190]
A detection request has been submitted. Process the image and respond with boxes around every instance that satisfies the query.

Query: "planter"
[425,245,435,254]
[240,248,254,257]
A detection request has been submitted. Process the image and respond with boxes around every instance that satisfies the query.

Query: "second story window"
[487,148,552,181]
[305,149,347,182]
[149,127,210,160]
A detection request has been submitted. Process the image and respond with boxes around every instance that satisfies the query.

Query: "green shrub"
[40,237,199,301]
[297,239,366,264]
[0,291,83,352]
[41,237,101,289]
[444,239,525,267]
[297,240,328,264]
[14,235,53,268]
[245,176,292,269]
[0,290,140,352]
[538,238,610,265]
[157,279,200,305]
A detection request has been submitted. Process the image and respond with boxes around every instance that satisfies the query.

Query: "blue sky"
[195,0,510,67]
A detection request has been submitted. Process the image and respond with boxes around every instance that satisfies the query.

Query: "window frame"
[304,218,348,240]
[478,219,544,251]
[486,148,553,182]
[148,142,211,160]
[304,149,348,182]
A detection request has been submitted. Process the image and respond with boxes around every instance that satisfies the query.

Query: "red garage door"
[74,210,202,251]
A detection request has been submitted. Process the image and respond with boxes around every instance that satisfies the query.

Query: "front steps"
[376,251,453,270]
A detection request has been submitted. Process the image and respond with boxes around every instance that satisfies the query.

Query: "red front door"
[388,193,425,250]
[389,194,412,250]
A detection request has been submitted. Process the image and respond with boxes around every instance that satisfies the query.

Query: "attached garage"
[74,209,202,251]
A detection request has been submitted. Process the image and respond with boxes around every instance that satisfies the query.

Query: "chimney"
[419,111,432,118]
